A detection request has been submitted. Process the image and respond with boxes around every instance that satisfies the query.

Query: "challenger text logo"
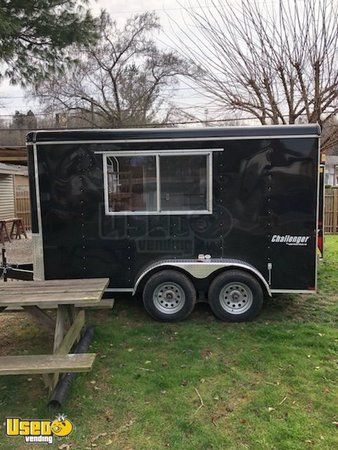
[271,235,310,246]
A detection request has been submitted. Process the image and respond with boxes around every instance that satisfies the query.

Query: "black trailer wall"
[32,133,319,291]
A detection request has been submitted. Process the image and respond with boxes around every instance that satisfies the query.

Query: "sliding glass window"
[160,155,208,212]
[104,151,212,215]
[106,155,157,212]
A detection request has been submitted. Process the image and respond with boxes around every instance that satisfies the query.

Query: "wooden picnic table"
[0,278,110,397]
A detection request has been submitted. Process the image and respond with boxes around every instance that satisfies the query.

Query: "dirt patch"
[0,312,53,356]
[2,232,32,265]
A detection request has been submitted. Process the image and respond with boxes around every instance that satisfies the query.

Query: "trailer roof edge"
[26,123,321,144]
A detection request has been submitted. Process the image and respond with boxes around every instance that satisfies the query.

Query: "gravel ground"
[2,232,33,264]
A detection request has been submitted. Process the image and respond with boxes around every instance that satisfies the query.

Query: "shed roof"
[0,146,27,164]
[0,162,28,176]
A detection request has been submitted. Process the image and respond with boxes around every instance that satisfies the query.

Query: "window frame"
[102,149,216,216]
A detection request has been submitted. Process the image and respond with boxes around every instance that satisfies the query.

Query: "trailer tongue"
[0,248,33,282]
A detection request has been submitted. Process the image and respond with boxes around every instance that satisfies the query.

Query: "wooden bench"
[0,217,27,244]
[2,298,114,312]
[0,278,110,398]
[0,354,96,375]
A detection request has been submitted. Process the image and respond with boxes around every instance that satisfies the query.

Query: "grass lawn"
[0,237,337,449]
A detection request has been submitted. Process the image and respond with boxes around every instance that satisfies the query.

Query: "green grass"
[0,237,337,449]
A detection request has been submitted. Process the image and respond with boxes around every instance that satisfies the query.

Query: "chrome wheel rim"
[219,282,253,314]
[153,282,185,314]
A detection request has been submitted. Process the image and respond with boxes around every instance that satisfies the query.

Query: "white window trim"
[103,150,215,216]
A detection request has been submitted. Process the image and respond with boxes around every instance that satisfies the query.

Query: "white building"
[325,156,338,186]
[0,163,28,222]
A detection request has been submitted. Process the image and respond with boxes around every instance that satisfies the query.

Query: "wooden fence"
[324,187,338,234]
[14,185,31,231]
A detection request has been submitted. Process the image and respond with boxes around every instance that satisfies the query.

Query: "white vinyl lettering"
[271,235,310,246]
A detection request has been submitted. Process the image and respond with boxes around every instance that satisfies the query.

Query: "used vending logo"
[271,235,310,246]
[5,415,73,444]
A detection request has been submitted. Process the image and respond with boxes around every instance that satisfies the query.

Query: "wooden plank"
[334,189,338,233]
[0,287,106,295]
[53,306,67,353]
[0,280,106,293]
[0,354,96,375]
[0,285,108,294]
[0,156,27,162]
[14,185,31,231]
[56,310,85,355]
[324,187,338,234]
[51,306,67,390]
[0,292,103,307]
[0,278,109,290]
[70,298,114,310]
[3,298,114,312]
[0,280,109,290]
[66,304,77,325]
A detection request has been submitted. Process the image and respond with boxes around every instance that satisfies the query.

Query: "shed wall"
[0,174,15,219]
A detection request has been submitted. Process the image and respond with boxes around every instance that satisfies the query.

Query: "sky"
[0,0,202,120]
[0,0,285,125]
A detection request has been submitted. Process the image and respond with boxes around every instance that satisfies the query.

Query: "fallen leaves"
[138,367,154,372]
[200,348,213,360]
[279,396,287,405]
[193,387,205,415]
[91,432,107,443]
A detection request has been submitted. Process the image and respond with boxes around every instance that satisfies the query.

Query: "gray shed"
[0,163,28,220]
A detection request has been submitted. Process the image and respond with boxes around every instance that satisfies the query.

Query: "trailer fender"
[133,260,271,297]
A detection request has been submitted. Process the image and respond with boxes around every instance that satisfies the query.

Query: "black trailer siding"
[27,144,39,233]
[267,138,318,289]
[34,131,319,291]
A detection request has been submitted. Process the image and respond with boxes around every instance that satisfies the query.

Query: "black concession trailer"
[26,124,322,322]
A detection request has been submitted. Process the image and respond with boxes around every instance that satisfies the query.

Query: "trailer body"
[27,125,321,319]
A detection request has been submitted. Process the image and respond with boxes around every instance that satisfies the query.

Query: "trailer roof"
[27,124,320,144]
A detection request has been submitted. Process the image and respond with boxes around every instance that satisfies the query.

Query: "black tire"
[143,270,196,322]
[208,270,263,322]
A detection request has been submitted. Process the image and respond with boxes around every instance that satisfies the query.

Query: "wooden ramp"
[0,354,96,375]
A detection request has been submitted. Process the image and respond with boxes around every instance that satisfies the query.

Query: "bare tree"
[33,12,191,127]
[321,118,338,154]
[172,0,337,135]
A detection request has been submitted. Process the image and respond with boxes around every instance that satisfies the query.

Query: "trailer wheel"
[208,270,263,322]
[143,270,196,322]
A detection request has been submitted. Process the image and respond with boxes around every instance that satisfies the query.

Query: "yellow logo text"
[5,415,73,444]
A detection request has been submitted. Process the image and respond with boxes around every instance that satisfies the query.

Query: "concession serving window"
[102,150,215,215]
